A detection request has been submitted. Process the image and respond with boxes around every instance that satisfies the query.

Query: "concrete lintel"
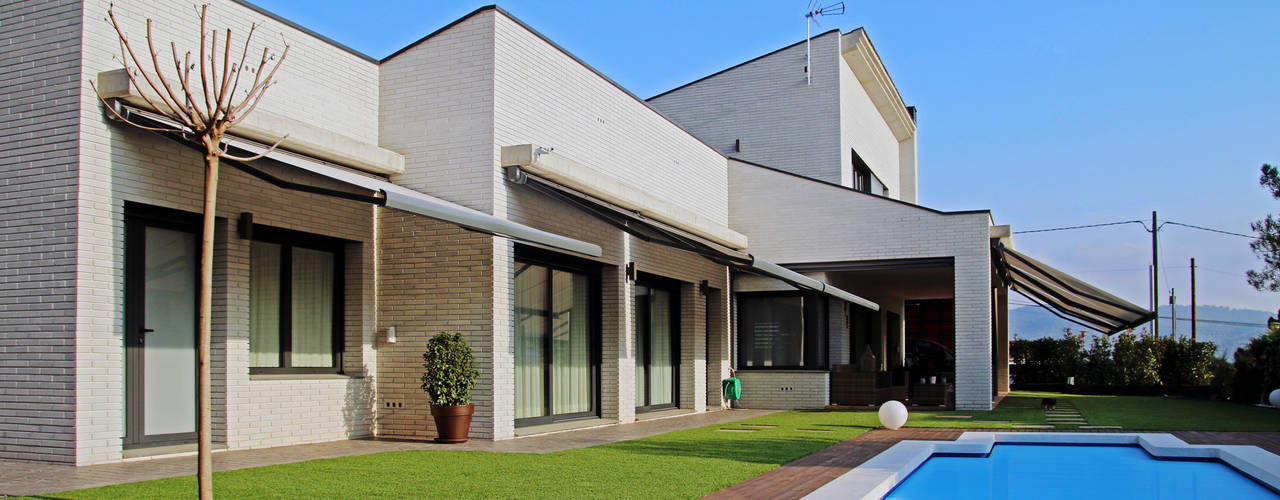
[97,69,405,176]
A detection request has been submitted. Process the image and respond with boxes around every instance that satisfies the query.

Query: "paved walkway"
[704,429,1280,500]
[0,409,773,498]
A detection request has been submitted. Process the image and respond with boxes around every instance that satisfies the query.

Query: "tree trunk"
[198,151,218,499]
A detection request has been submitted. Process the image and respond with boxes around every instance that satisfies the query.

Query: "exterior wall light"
[386,326,397,344]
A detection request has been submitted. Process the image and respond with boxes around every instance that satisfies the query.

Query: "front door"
[124,207,199,448]
[634,277,679,411]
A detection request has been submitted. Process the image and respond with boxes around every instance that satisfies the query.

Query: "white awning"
[507,165,877,310]
[111,102,602,258]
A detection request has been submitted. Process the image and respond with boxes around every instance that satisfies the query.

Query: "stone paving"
[0,409,773,498]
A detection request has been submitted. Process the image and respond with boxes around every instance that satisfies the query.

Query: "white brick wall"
[491,11,729,226]
[728,160,995,410]
[649,31,846,186]
[69,0,381,464]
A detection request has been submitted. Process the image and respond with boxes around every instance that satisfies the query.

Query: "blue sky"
[252,0,1280,312]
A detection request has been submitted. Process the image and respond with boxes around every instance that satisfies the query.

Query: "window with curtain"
[514,257,597,425]
[737,292,827,369]
[249,232,343,374]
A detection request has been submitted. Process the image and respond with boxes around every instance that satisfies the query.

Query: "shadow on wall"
[343,366,376,438]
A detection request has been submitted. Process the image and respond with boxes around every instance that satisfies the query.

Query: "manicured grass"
[34,411,876,499]
[1014,391,1280,431]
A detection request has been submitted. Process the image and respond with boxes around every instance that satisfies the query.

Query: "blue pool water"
[885,444,1277,500]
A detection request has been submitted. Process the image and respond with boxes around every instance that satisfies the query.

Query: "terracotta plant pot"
[430,403,474,443]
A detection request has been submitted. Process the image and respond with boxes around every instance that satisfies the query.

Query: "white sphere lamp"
[1269,388,1280,407]
[878,400,909,430]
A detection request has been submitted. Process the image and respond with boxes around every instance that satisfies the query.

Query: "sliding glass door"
[514,258,598,426]
[635,278,679,411]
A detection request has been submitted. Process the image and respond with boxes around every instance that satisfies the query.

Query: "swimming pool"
[886,443,1276,499]
[803,433,1280,500]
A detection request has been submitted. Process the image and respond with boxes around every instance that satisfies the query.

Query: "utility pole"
[1169,288,1176,337]
[1148,265,1154,311]
[1191,258,1197,342]
[1152,210,1159,338]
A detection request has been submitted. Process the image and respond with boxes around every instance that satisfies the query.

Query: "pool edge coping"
[801,432,1280,500]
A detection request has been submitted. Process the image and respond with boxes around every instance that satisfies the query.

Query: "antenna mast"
[805,1,846,85]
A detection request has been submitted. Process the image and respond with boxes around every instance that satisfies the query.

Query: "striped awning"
[993,242,1154,334]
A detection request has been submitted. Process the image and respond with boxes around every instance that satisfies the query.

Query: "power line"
[1163,221,1254,239]
[1014,220,1144,234]
[1013,218,1253,240]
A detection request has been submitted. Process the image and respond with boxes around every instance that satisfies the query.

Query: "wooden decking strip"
[705,430,1280,500]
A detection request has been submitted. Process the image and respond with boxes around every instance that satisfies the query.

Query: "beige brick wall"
[735,371,830,410]
[374,212,496,440]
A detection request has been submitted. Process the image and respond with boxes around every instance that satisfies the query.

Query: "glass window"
[514,260,596,424]
[737,293,827,369]
[249,236,342,373]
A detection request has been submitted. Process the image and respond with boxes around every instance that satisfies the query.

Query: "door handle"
[140,328,154,345]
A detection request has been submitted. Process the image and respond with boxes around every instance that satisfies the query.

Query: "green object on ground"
[722,377,741,400]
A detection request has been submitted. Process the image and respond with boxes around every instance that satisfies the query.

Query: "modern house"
[0,0,1152,465]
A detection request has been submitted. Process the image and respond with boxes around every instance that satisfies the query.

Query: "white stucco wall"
[838,43,901,198]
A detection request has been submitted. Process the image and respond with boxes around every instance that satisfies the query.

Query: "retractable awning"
[993,242,1153,334]
[505,165,878,311]
[108,102,601,258]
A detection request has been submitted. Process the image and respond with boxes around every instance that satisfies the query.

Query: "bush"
[1232,329,1280,404]
[1160,337,1217,386]
[421,332,480,406]
[1010,328,1221,396]
[1113,332,1159,386]
[1080,334,1117,385]
[1010,331,1084,384]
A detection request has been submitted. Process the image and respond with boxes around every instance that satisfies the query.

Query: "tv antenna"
[805,1,845,85]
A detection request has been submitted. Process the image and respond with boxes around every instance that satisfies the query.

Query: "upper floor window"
[249,228,345,374]
[852,148,873,194]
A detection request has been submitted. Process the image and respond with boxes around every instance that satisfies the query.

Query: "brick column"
[953,247,994,410]
[679,283,706,412]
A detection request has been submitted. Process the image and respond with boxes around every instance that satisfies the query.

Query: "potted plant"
[421,332,480,443]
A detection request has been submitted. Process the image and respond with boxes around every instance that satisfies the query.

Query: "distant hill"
[1009,304,1274,358]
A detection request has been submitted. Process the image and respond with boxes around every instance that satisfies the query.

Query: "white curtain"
[648,288,673,406]
[249,242,281,368]
[514,263,547,419]
[551,271,590,415]
[290,247,334,367]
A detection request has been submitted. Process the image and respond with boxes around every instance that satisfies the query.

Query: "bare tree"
[90,5,288,498]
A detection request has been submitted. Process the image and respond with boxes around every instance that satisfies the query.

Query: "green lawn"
[1012,391,1280,431]
[34,392,1280,499]
[33,411,875,500]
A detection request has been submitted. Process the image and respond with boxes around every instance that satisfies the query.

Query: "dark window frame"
[634,272,682,413]
[852,148,873,194]
[513,244,603,428]
[735,291,829,371]
[248,224,347,375]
